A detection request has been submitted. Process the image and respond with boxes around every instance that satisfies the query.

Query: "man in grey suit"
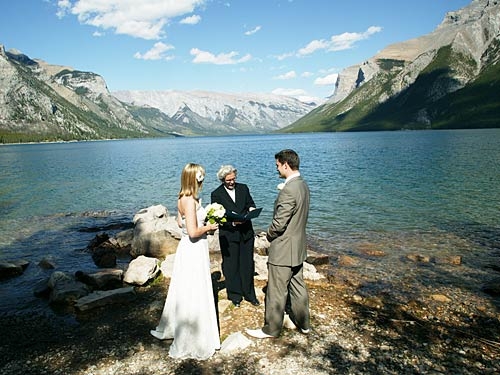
[246,149,310,338]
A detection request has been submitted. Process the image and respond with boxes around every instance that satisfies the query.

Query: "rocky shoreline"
[1,204,499,374]
[1,246,500,375]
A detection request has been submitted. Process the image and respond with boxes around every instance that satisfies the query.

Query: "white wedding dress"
[150,202,220,360]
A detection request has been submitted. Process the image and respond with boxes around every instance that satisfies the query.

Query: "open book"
[225,207,262,221]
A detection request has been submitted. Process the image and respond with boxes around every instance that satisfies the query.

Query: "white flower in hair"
[196,171,204,182]
[277,183,285,190]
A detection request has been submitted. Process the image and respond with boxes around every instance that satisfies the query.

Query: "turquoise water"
[1,129,499,313]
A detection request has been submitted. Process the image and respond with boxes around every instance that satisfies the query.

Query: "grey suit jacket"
[266,176,310,267]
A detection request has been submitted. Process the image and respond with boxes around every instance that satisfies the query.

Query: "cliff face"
[332,0,500,104]
[287,0,500,132]
[0,46,154,141]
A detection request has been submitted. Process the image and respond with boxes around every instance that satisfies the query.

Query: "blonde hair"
[178,163,205,199]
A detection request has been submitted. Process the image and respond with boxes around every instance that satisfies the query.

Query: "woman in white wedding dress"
[150,163,220,360]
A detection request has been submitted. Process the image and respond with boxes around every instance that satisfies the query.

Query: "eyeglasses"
[224,178,236,183]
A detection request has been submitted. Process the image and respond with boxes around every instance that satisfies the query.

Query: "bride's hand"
[207,223,218,232]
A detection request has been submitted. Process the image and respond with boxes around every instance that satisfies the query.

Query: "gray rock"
[254,232,269,256]
[131,205,179,258]
[48,271,90,304]
[75,269,123,290]
[0,261,24,280]
[123,255,160,285]
[115,228,134,248]
[38,257,56,270]
[306,250,330,265]
[75,286,136,311]
[47,271,73,289]
[91,245,117,268]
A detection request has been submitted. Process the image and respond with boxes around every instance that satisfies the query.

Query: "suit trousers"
[262,263,310,337]
[220,235,256,303]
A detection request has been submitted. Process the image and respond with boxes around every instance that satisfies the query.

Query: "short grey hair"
[217,165,237,182]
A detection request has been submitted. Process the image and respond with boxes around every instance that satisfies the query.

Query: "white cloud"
[244,26,261,36]
[57,0,206,39]
[275,52,294,61]
[301,71,313,78]
[297,39,329,56]
[297,26,382,56]
[56,0,71,18]
[273,70,297,80]
[190,48,251,65]
[134,42,175,60]
[314,73,339,86]
[180,14,201,25]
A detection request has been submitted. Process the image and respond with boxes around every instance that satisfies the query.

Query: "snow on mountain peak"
[112,90,319,131]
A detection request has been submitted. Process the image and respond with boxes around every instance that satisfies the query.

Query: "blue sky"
[1,0,471,103]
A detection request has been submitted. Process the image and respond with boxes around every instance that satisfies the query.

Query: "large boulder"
[131,205,179,258]
[114,228,134,250]
[123,255,160,285]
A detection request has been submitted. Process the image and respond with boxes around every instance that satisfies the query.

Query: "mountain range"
[284,0,500,132]
[112,90,318,135]
[0,0,498,143]
[0,45,317,143]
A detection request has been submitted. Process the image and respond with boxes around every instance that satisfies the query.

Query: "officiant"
[211,165,260,307]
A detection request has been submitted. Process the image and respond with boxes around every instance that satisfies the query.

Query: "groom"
[247,149,310,338]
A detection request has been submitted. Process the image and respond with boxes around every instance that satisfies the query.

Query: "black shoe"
[246,299,260,306]
[232,301,241,307]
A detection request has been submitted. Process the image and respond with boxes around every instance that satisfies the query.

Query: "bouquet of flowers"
[205,202,227,225]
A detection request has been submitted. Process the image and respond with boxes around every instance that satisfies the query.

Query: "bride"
[150,163,220,360]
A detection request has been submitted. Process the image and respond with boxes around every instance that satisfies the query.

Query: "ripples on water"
[0,130,499,314]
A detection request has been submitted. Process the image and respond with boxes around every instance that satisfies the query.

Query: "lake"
[1,129,499,314]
